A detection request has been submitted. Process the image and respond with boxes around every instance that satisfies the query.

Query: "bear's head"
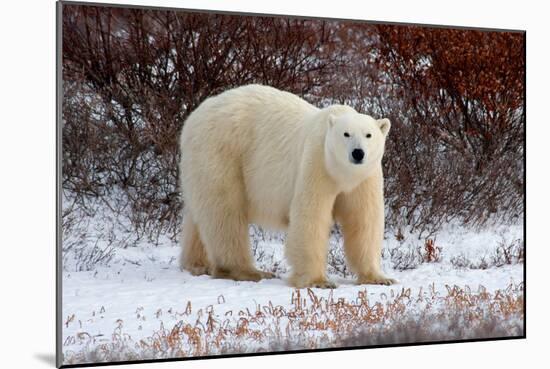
[324,110,391,191]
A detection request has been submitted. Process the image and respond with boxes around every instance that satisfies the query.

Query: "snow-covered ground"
[61,200,524,365]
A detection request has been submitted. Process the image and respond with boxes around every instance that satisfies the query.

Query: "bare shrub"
[61,4,524,242]
[65,241,116,272]
[385,237,442,271]
[387,244,423,271]
[374,26,525,234]
[326,225,353,277]
[450,237,524,270]
[62,210,116,272]
[249,225,287,275]
[450,253,490,270]
[62,5,344,240]
[492,238,524,267]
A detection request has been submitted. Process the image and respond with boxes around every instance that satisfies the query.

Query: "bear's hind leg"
[195,178,274,282]
[180,213,211,276]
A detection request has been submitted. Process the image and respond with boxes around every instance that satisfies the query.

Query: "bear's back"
[180,85,322,230]
[181,84,319,157]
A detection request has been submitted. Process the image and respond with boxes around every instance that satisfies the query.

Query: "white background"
[0,0,547,368]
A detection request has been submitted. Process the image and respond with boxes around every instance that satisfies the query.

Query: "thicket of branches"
[62,4,525,240]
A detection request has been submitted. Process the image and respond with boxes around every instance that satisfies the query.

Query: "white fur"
[179,84,396,288]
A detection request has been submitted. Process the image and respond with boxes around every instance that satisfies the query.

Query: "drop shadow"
[34,353,56,366]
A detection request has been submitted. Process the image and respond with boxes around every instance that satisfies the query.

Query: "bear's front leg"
[286,170,338,289]
[333,168,397,285]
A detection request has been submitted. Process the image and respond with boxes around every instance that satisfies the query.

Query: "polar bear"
[179,84,396,288]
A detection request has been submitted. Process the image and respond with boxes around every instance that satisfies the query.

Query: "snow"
[61,210,524,364]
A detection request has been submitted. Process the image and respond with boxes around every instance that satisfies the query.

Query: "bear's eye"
[344,132,350,138]
[366,133,372,138]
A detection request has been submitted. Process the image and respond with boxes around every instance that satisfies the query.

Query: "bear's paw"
[357,273,397,286]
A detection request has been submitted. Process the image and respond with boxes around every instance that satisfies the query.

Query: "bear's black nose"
[352,148,364,163]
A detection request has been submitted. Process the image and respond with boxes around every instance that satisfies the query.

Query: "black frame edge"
[56,1,64,367]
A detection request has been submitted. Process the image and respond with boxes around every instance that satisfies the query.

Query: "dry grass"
[62,283,524,365]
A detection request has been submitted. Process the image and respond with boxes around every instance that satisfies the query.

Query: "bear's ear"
[328,114,336,128]
[377,118,391,137]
